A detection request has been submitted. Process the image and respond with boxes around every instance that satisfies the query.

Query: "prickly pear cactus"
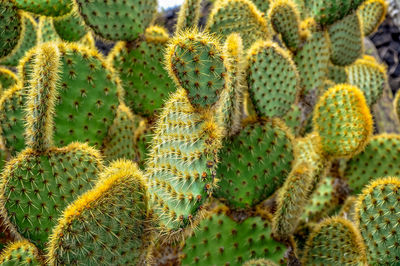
[0,1,22,59]
[355,177,400,264]
[181,205,287,266]
[0,240,41,265]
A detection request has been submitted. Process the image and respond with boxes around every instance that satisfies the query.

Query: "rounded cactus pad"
[328,13,364,66]
[344,134,400,195]
[48,160,150,265]
[176,0,202,32]
[346,57,387,106]
[268,0,301,51]
[306,0,365,25]
[181,206,287,266]
[37,16,60,44]
[145,89,223,234]
[0,143,103,250]
[166,30,229,109]
[302,217,367,265]
[247,41,299,118]
[214,118,295,209]
[109,26,174,117]
[53,9,88,42]
[313,84,373,158]
[355,177,400,264]
[358,0,387,36]
[283,104,302,136]
[0,240,41,265]
[251,0,271,14]
[0,12,37,67]
[328,64,348,84]
[206,0,270,49]
[0,67,18,91]
[74,0,157,41]
[294,31,330,95]
[0,1,22,59]
[0,85,28,155]
[14,0,72,16]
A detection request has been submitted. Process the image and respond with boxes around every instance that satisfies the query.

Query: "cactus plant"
[0,240,41,265]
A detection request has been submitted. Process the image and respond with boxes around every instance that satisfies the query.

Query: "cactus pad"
[48,160,150,265]
[145,88,223,234]
[0,12,37,67]
[346,57,387,106]
[181,206,287,266]
[214,118,294,209]
[0,2,21,59]
[355,177,400,264]
[313,84,373,158]
[307,0,365,25]
[345,134,400,195]
[53,9,88,42]
[206,0,270,49]
[74,0,157,41]
[14,0,72,16]
[327,64,348,84]
[247,41,299,118]
[176,0,202,32]
[166,30,229,109]
[0,67,18,91]
[328,13,364,66]
[243,259,278,266]
[268,0,301,51]
[110,26,174,116]
[0,240,41,265]
[37,17,60,44]
[302,217,367,265]
[358,0,387,36]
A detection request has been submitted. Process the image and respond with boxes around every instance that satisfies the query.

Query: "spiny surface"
[0,1,21,59]
[0,240,41,265]
[358,0,387,36]
[14,0,72,16]
[53,9,88,42]
[214,119,294,209]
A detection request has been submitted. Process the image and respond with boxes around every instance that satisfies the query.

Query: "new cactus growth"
[313,84,373,158]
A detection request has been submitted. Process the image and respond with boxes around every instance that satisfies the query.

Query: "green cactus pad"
[145,88,223,234]
[135,119,152,168]
[346,57,387,106]
[0,240,41,265]
[247,41,299,118]
[301,176,339,222]
[344,134,400,195]
[37,17,60,44]
[181,206,287,266]
[14,0,72,17]
[176,0,202,32]
[0,85,27,155]
[306,0,365,25]
[214,118,295,209]
[327,64,348,84]
[206,0,270,49]
[109,26,174,116]
[102,104,140,162]
[74,0,157,41]
[302,217,367,265]
[283,104,302,136]
[216,33,246,136]
[48,160,150,265]
[268,0,301,51]
[53,9,88,42]
[313,84,373,158]
[294,31,330,95]
[358,0,387,36]
[355,177,400,264]
[272,163,314,240]
[0,12,37,67]
[0,2,21,59]
[0,68,18,91]
[328,13,364,66]
[0,144,103,250]
[22,43,121,149]
[166,30,229,109]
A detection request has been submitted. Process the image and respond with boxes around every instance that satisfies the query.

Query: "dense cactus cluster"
[0,0,398,265]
